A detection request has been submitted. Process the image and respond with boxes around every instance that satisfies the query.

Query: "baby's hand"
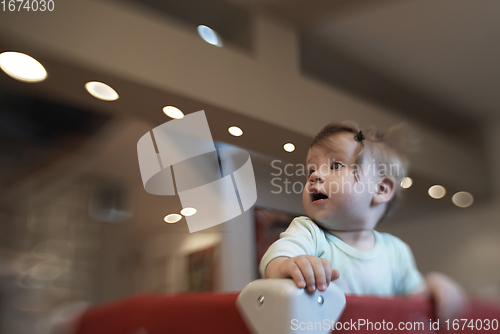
[266,255,340,293]
[425,272,468,321]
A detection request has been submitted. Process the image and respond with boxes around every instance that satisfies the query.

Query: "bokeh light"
[163,106,184,119]
[164,214,182,223]
[180,207,197,216]
[283,143,295,152]
[428,185,446,199]
[85,81,119,101]
[0,51,47,82]
[400,177,413,189]
[452,191,474,208]
[228,126,243,136]
[197,25,223,47]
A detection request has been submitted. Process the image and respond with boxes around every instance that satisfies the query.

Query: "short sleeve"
[395,240,426,295]
[258,217,321,278]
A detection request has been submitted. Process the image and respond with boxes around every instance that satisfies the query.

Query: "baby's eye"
[307,169,315,177]
[331,162,343,170]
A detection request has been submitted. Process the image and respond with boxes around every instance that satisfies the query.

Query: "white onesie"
[259,216,426,296]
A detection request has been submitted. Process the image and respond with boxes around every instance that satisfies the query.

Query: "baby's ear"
[372,177,395,205]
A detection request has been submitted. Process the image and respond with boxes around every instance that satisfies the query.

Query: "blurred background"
[0,0,499,333]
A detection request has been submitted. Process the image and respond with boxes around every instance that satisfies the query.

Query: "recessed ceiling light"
[163,106,184,119]
[180,207,197,216]
[428,185,446,199]
[283,143,295,152]
[0,51,47,83]
[85,81,119,101]
[400,177,413,189]
[197,25,223,47]
[228,126,243,137]
[164,214,182,223]
[452,191,473,208]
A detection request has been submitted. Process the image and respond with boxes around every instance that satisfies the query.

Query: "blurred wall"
[3,115,308,298]
[380,120,500,297]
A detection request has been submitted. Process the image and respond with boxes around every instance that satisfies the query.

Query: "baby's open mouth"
[310,190,329,203]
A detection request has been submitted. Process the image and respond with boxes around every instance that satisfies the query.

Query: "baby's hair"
[308,120,416,225]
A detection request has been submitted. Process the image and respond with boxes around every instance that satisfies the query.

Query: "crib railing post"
[236,279,346,334]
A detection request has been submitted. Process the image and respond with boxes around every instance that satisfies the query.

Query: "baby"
[260,120,466,320]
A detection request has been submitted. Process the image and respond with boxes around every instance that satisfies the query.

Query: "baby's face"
[302,133,379,231]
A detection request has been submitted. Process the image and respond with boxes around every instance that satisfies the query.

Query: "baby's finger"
[295,257,316,291]
[321,260,332,285]
[331,269,340,281]
[285,262,306,289]
[310,258,327,291]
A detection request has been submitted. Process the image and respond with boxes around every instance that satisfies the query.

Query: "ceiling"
[0,0,493,218]
[116,0,494,152]
[307,0,500,119]
[252,0,499,120]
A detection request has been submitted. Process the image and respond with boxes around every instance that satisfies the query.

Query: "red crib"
[76,292,500,334]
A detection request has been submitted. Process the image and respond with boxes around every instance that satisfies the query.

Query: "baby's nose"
[309,170,326,182]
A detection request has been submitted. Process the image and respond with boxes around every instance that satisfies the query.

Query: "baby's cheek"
[334,187,362,209]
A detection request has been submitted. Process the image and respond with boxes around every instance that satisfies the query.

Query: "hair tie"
[354,130,365,142]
